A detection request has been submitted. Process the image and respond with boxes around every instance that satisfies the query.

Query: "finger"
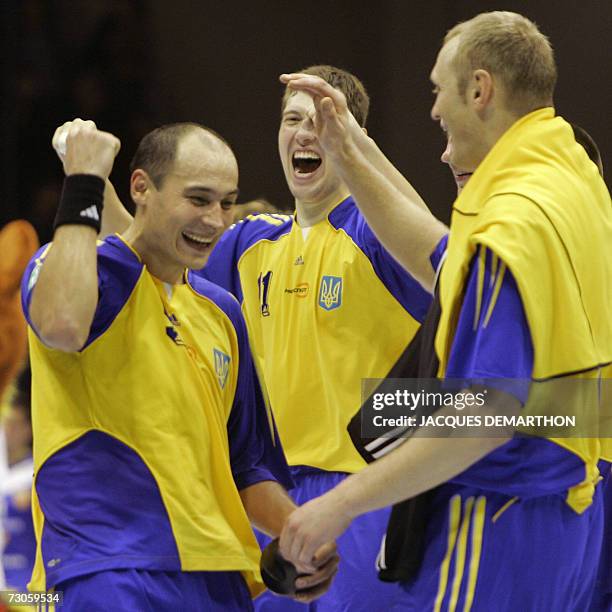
[312,541,337,567]
[292,539,316,574]
[279,72,311,83]
[72,118,97,130]
[320,97,337,119]
[279,528,305,572]
[104,133,121,156]
[294,554,339,590]
[293,572,337,603]
[51,126,64,153]
[298,539,320,572]
[284,76,345,107]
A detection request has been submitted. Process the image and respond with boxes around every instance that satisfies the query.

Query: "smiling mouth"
[292,150,322,175]
[182,231,214,252]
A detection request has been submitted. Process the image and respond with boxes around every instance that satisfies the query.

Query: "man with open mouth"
[95,65,436,610]
[23,120,342,610]
[278,11,612,612]
[200,65,435,611]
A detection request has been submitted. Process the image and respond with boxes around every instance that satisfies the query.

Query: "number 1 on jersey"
[258,270,273,317]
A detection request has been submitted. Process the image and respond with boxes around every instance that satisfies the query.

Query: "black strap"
[53,174,105,233]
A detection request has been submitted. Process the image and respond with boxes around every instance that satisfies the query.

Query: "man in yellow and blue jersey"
[199,66,434,611]
[279,11,612,611]
[22,120,338,611]
[63,67,433,609]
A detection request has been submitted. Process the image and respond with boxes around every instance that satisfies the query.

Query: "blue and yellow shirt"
[431,238,587,502]
[21,235,291,595]
[436,109,612,512]
[201,197,432,473]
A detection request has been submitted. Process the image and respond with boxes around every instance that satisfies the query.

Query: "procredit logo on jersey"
[284,283,309,297]
[318,276,342,311]
[214,348,231,389]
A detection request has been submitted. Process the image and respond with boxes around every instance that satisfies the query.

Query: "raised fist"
[52,119,120,181]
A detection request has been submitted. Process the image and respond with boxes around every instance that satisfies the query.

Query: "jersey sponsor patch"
[213,348,231,389]
[284,283,309,298]
[318,276,342,311]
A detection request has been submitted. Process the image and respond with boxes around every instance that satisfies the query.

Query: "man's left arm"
[279,402,510,572]
[280,246,533,571]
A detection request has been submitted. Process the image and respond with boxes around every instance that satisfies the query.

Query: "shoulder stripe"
[490,252,499,287]
[245,213,291,226]
[483,262,506,328]
[473,246,486,331]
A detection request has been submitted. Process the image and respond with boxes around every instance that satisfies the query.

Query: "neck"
[489,106,523,147]
[121,222,184,284]
[294,188,350,227]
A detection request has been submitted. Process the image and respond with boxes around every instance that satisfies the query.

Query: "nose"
[202,202,230,232]
[430,101,440,122]
[295,115,316,145]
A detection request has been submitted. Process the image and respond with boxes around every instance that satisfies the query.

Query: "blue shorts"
[590,461,612,611]
[400,482,603,612]
[254,466,411,612]
[55,568,253,611]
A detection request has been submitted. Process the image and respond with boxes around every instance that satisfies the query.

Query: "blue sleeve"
[445,245,534,403]
[333,207,432,322]
[199,214,293,301]
[199,224,245,301]
[226,301,293,491]
[430,234,449,274]
[21,237,142,350]
[21,244,51,331]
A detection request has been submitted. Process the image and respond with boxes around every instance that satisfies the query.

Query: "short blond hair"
[444,11,556,114]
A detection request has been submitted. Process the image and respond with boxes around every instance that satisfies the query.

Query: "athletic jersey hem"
[42,554,260,590]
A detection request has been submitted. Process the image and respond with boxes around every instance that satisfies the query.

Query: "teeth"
[293,150,321,161]
[183,231,212,245]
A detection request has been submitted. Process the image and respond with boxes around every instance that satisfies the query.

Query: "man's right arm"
[29,121,120,351]
[280,74,448,292]
[52,120,131,239]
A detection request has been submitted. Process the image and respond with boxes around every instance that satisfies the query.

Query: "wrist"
[329,137,360,169]
[328,477,358,522]
[53,174,105,233]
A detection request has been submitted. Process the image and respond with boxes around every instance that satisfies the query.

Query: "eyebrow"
[282,108,306,117]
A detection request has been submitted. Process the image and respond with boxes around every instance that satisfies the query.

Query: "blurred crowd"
[4,0,157,243]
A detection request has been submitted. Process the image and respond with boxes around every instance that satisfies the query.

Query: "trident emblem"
[318,276,343,311]
[213,348,231,389]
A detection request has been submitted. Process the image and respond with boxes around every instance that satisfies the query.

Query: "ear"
[471,69,494,111]
[362,127,368,136]
[130,169,153,206]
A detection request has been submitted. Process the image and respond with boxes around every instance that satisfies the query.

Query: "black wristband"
[53,174,105,233]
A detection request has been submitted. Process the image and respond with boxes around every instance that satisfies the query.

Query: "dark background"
[2,1,611,243]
